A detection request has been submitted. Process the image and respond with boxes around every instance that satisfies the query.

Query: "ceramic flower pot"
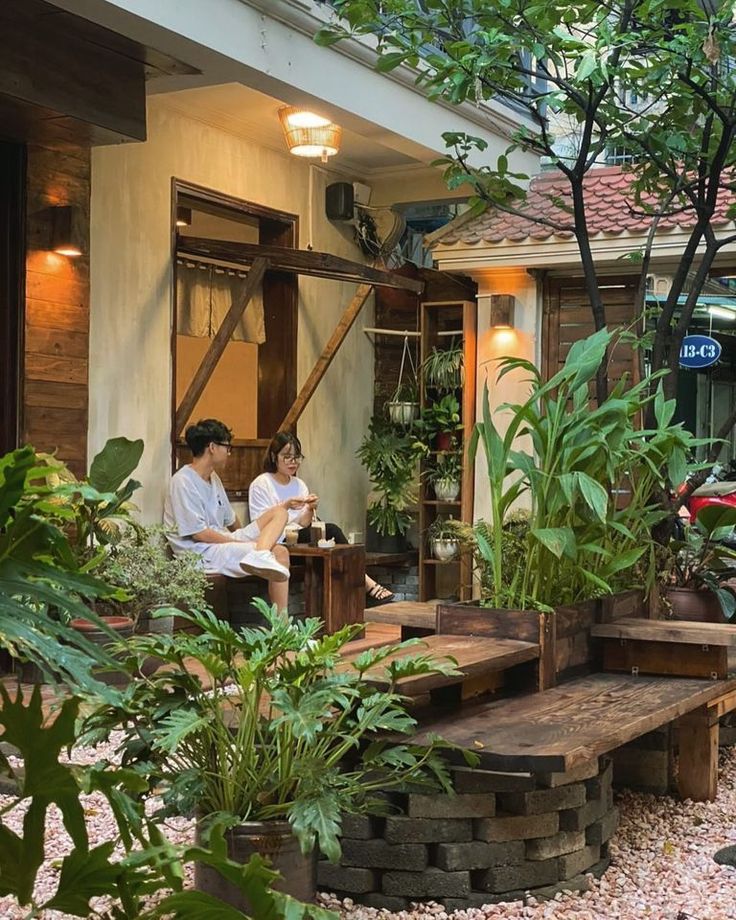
[434,478,460,502]
[431,538,459,561]
[388,401,418,426]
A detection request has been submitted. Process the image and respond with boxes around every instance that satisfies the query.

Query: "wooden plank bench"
[364,600,438,639]
[591,617,736,679]
[410,671,736,801]
[341,634,539,699]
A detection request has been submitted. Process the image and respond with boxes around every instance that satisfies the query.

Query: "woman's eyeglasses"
[280,453,304,463]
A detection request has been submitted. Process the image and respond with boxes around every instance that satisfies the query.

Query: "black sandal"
[365,583,395,608]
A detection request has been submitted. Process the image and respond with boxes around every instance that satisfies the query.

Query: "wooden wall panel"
[23,144,90,477]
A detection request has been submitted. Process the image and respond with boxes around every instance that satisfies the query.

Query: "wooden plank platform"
[364,601,437,631]
[410,672,736,774]
[343,634,539,697]
[592,617,736,646]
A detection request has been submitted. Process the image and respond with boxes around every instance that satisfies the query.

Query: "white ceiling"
[158,82,420,176]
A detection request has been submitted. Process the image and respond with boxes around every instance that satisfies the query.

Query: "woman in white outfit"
[248,431,395,606]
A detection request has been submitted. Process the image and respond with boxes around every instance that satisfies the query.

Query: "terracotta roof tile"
[432,165,736,247]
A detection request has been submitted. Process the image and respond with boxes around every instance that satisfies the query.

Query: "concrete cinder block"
[526,830,586,861]
[586,808,619,847]
[341,839,427,871]
[558,843,601,878]
[408,792,496,819]
[434,839,525,871]
[453,767,535,793]
[559,788,613,831]
[384,816,473,844]
[536,759,599,788]
[611,747,671,793]
[475,811,559,842]
[317,862,378,894]
[359,892,408,911]
[340,814,381,840]
[474,858,559,893]
[585,758,613,799]
[382,868,471,898]
[497,783,586,816]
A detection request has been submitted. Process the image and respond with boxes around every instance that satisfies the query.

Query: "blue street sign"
[679,334,722,369]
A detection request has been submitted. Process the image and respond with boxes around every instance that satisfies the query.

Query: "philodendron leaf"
[88,437,144,493]
[43,842,119,916]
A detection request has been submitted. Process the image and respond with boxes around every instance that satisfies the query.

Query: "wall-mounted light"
[490,294,516,329]
[176,206,192,228]
[50,205,83,257]
[278,106,342,163]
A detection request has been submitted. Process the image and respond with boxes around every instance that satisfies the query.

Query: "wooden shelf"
[422,557,461,566]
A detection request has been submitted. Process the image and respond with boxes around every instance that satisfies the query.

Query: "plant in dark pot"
[357,415,426,551]
[662,505,736,622]
[426,450,462,502]
[84,600,459,912]
[419,394,462,451]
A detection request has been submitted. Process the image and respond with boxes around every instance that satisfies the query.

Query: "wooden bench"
[410,671,736,801]
[341,633,539,700]
[364,600,438,639]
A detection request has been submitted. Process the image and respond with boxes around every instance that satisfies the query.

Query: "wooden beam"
[677,705,719,802]
[174,257,268,437]
[280,283,373,431]
[177,237,424,293]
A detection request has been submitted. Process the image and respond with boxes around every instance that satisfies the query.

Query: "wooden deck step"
[364,600,438,636]
[342,634,539,697]
[591,617,736,646]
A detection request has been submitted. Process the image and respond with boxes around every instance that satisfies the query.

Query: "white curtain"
[176,260,266,344]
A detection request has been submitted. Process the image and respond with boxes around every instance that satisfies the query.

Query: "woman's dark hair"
[185,418,232,457]
[264,431,302,472]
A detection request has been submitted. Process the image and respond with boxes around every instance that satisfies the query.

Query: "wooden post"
[677,704,718,801]
[174,257,268,436]
[280,283,373,431]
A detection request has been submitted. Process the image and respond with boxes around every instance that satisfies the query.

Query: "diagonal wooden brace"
[174,257,268,437]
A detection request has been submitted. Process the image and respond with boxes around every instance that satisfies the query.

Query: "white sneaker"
[240,549,290,582]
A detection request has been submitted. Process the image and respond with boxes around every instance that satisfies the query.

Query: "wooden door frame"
[169,179,299,471]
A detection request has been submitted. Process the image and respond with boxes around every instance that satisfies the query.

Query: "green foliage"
[427,515,463,543]
[0,685,336,920]
[665,506,736,619]
[96,524,210,626]
[468,328,705,609]
[357,416,425,535]
[425,450,462,486]
[418,395,462,441]
[421,343,464,392]
[0,446,124,697]
[83,600,465,863]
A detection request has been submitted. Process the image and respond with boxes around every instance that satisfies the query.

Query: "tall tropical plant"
[469,328,705,609]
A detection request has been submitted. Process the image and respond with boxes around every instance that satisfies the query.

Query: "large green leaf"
[43,842,120,916]
[530,527,577,560]
[88,437,144,493]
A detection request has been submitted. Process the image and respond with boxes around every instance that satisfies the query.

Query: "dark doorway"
[0,140,25,455]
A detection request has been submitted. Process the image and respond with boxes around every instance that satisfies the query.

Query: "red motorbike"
[679,463,736,544]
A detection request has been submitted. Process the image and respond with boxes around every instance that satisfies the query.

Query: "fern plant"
[83,600,467,863]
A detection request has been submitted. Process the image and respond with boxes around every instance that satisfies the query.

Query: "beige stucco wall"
[473,269,540,528]
[89,96,373,530]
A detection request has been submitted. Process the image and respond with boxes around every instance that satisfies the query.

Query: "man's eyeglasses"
[281,453,304,463]
[213,441,232,454]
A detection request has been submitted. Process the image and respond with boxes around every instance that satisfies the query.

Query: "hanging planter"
[387,335,419,428]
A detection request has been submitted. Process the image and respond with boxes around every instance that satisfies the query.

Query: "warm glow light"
[50,205,84,258]
[708,305,736,321]
[176,205,192,228]
[278,106,342,162]
[53,245,82,257]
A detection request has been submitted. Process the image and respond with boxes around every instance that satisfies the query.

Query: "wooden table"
[288,544,365,634]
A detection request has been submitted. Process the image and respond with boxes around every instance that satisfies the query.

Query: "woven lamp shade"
[278,106,342,162]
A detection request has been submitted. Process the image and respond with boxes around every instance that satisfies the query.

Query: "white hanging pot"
[431,539,459,562]
[434,478,460,502]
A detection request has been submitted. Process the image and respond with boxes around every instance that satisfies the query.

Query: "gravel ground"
[2,743,736,919]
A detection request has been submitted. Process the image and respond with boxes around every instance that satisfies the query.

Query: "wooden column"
[174,257,268,436]
[677,704,718,801]
[280,283,373,431]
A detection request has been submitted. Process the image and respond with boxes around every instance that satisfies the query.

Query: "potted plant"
[426,450,462,502]
[84,600,458,912]
[357,415,426,551]
[387,380,419,427]
[661,505,736,622]
[419,394,462,451]
[96,524,210,634]
[427,515,463,561]
[437,328,705,688]
[421,341,464,392]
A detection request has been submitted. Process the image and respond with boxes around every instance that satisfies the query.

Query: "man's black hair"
[185,418,233,457]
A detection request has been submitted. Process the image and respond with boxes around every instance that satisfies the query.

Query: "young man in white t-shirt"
[164,419,303,611]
